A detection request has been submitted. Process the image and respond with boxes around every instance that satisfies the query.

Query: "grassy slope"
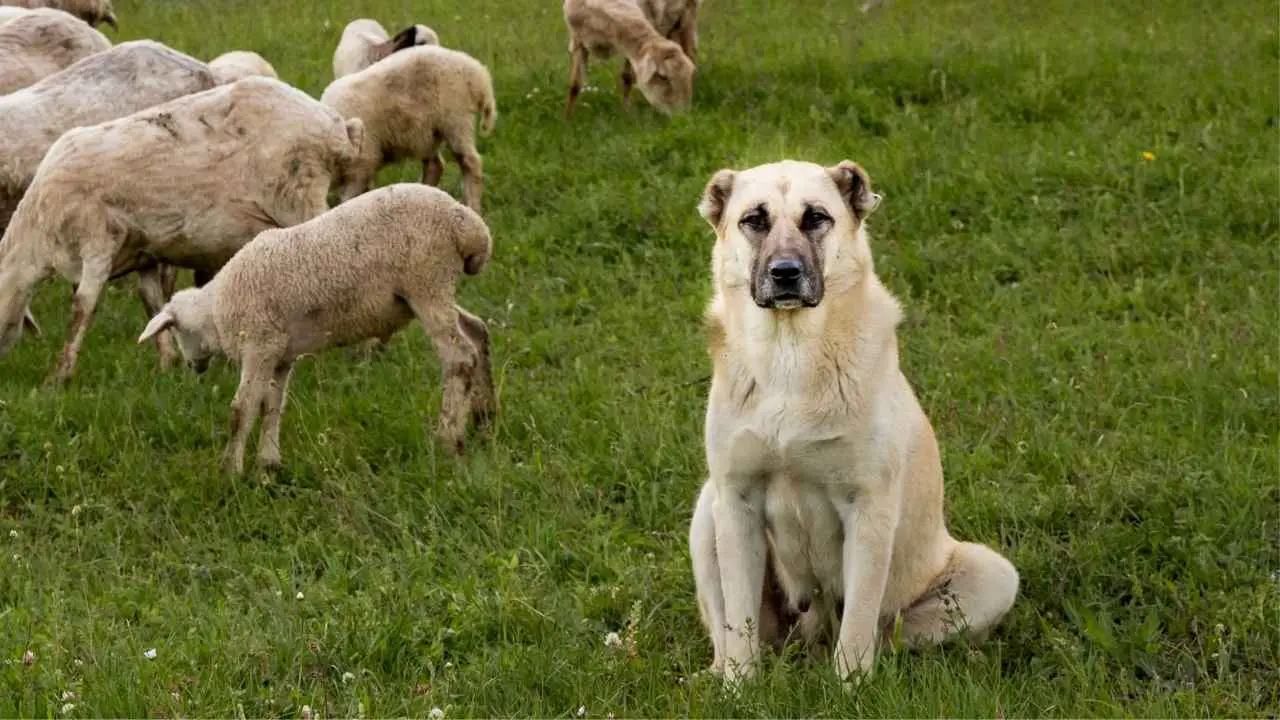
[2,0,1277,715]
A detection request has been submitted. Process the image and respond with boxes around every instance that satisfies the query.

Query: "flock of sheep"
[0,0,704,473]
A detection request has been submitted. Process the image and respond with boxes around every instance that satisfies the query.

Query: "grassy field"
[2,0,1277,715]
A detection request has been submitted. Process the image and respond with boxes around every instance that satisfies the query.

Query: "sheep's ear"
[698,169,736,229]
[22,309,41,338]
[138,309,175,344]
[344,118,365,156]
[826,160,881,219]
[390,26,419,52]
[634,54,658,83]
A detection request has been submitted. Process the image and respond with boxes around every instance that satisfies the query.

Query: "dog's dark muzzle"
[754,256,822,309]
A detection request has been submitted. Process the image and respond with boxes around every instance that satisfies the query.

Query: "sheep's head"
[75,0,118,30]
[635,39,695,115]
[389,23,439,52]
[138,287,218,373]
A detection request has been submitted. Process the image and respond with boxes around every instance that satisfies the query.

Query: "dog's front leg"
[712,478,767,684]
[833,489,899,683]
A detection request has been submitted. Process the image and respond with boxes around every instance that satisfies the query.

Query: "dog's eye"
[800,207,832,233]
[738,209,770,233]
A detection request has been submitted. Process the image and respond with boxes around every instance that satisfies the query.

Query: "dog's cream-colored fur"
[689,159,1019,685]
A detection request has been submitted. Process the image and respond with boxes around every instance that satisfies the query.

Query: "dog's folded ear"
[827,160,882,219]
[698,169,736,229]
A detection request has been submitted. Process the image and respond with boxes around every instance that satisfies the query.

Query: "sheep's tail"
[476,70,497,136]
[457,213,493,276]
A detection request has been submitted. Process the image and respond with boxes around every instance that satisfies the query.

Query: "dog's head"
[698,160,881,310]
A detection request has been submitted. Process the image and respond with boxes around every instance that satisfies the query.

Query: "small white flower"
[61,690,77,701]
[275,590,283,598]
[342,671,356,683]
[604,632,622,649]
[21,650,35,665]
[8,530,16,539]
[300,705,313,720]
[60,703,75,715]
[73,659,83,667]
[143,648,157,660]
[296,591,304,600]
[444,661,453,669]
[577,706,587,717]
[71,505,82,517]
[429,708,445,720]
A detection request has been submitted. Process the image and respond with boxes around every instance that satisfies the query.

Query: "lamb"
[208,50,277,84]
[332,18,438,79]
[0,0,117,29]
[637,0,701,63]
[0,8,111,94]
[321,45,496,213]
[0,76,365,384]
[136,183,496,475]
[563,0,695,118]
[0,41,216,234]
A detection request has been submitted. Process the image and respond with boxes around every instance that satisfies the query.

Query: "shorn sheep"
[0,0,117,29]
[0,8,110,93]
[0,77,365,384]
[208,50,277,84]
[332,18,438,79]
[137,183,496,475]
[0,40,216,233]
[321,45,496,213]
[563,0,695,118]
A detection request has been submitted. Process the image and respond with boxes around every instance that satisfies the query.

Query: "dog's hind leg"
[896,541,1019,648]
[690,480,727,675]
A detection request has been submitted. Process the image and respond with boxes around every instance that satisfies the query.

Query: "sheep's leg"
[47,254,112,385]
[564,44,588,120]
[446,137,484,215]
[159,264,178,298]
[255,362,294,472]
[421,153,445,187]
[456,305,496,428]
[223,349,278,476]
[621,60,636,105]
[409,301,478,454]
[137,265,179,371]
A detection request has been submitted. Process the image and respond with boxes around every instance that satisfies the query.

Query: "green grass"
[2,0,1277,715]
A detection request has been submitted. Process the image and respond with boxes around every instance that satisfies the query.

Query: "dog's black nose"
[768,258,803,282]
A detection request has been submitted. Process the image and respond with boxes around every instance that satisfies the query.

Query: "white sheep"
[332,18,438,79]
[0,8,110,94]
[0,0,117,29]
[137,183,496,475]
[563,0,695,118]
[0,76,365,384]
[321,45,496,213]
[208,50,277,85]
[637,0,701,63]
[0,41,216,235]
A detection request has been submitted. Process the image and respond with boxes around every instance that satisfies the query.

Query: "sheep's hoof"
[258,456,282,474]
[42,372,70,388]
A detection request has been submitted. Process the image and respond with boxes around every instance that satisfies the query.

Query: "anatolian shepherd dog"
[688,159,1019,685]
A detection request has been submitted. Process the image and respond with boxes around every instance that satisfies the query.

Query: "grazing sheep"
[0,8,110,94]
[563,0,695,118]
[321,45,495,213]
[332,18,438,79]
[0,41,216,234]
[638,0,701,63]
[137,183,496,475]
[0,0,117,29]
[208,50,277,84]
[0,76,365,384]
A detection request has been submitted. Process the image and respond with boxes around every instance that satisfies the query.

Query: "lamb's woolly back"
[208,50,277,84]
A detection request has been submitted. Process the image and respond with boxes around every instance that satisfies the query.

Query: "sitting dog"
[688,159,1019,685]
